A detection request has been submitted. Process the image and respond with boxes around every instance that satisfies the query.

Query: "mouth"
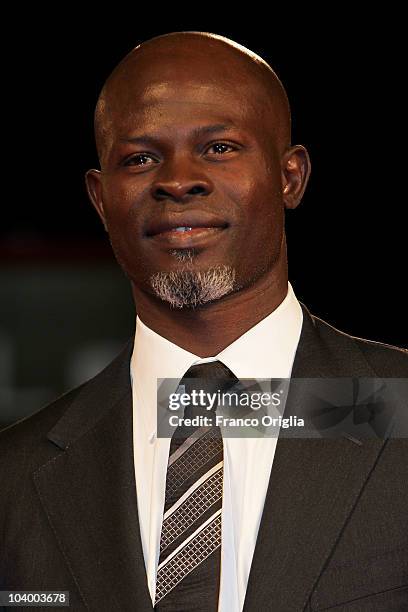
[148,225,227,248]
[145,214,229,248]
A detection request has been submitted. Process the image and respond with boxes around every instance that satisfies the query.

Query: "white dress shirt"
[130,282,303,611]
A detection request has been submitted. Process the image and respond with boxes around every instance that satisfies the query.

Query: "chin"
[148,263,237,309]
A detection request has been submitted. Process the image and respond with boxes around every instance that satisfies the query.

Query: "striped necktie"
[154,360,239,611]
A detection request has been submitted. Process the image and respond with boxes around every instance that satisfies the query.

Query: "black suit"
[1,303,407,611]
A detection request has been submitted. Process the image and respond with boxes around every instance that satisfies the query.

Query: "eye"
[123,153,158,167]
[205,142,236,156]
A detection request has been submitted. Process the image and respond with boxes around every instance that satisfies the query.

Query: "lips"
[149,226,226,249]
[145,212,228,237]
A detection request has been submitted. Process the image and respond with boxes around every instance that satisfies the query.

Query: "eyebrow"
[119,123,238,146]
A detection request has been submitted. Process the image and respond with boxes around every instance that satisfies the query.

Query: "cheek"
[102,180,141,229]
[233,171,283,235]
[252,159,284,230]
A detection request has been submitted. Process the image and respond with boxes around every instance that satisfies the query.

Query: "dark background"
[1,18,406,426]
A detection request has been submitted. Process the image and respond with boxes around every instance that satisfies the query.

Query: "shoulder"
[0,336,134,462]
[309,309,408,377]
[0,384,85,514]
[0,383,85,471]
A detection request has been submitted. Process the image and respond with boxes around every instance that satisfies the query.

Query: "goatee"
[150,258,236,308]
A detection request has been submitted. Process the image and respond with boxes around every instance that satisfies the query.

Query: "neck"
[131,257,289,358]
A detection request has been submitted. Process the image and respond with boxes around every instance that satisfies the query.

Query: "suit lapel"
[243,303,386,612]
[33,340,153,611]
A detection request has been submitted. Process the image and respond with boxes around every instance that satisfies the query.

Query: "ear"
[281,145,311,210]
[84,169,108,231]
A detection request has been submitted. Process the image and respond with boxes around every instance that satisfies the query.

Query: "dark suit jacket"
[1,303,407,612]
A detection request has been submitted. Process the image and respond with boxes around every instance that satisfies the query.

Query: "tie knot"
[183,359,236,380]
[178,360,239,417]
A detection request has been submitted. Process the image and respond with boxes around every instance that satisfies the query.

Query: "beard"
[149,249,236,308]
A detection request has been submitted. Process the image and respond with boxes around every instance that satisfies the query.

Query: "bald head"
[93,32,291,168]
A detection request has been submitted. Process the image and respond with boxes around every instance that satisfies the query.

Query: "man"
[1,31,407,612]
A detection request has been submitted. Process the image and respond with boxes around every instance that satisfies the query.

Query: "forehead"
[109,74,272,139]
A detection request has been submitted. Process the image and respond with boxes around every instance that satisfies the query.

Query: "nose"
[151,156,213,203]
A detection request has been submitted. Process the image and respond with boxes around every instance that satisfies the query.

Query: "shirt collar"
[130,282,303,440]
